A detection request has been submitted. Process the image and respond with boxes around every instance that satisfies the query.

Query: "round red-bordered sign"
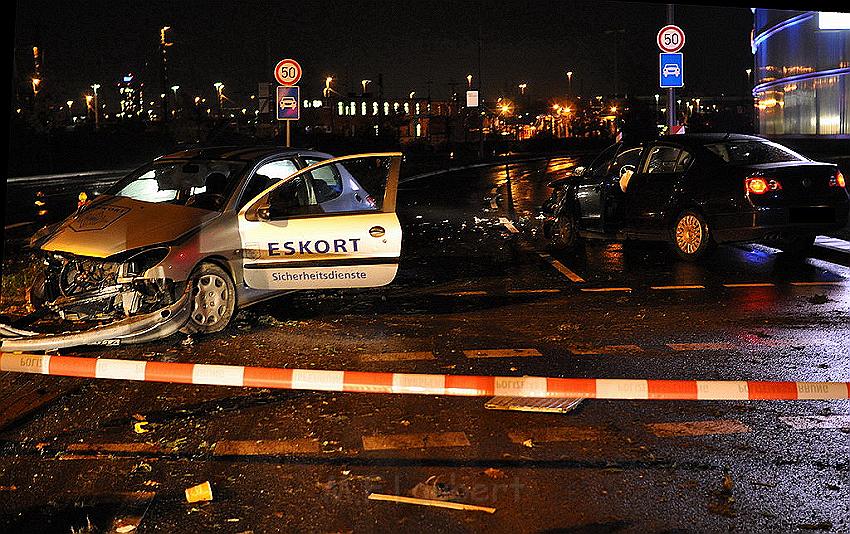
[274,59,302,86]
[657,25,685,53]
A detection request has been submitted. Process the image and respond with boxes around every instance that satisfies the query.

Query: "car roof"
[157,146,331,162]
[655,133,765,149]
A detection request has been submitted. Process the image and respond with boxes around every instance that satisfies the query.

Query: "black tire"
[670,209,714,261]
[547,208,580,251]
[181,262,236,335]
[776,233,815,256]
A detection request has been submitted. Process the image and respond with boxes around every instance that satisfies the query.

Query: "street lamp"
[518,83,527,95]
[91,83,101,129]
[31,77,41,96]
[361,79,371,94]
[409,91,416,99]
[566,71,573,96]
[213,82,224,115]
[323,77,334,98]
[170,85,180,116]
[467,74,473,89]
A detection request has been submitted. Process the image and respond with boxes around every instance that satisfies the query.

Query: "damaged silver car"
[2,147,403,351]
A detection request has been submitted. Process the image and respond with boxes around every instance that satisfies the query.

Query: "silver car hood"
[40,196,220,258]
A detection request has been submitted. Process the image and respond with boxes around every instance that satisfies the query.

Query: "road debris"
[410,476,464,501]
[808,293,829,305]
[133,421,151,434]
[185,481,213,503]
[483,468,507,479]
[368,493,496,513]
[522,439,534,448]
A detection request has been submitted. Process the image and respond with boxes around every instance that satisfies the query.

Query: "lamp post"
[323,76,334,98]
[91,83,101,129]
[213,82,224,117]
[467,74,473,89]
[170,85,180,116]
[361,79,371,94]
[566,71,573,97]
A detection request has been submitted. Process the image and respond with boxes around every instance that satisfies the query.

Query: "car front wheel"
[181,262,236,335]
[548,208,580,251]
[670,210,713,261]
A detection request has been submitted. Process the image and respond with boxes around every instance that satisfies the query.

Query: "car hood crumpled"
[39,195,219,258]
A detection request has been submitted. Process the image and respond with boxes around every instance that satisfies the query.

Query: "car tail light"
[745,176,782,195]
[830,170,846,188]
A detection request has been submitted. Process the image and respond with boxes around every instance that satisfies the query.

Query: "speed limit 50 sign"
[657,25,685,53]
[274,58,302,86]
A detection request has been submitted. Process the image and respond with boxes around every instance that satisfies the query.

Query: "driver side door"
[237,153,402,290]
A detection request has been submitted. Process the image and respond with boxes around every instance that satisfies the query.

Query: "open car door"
[238,153,402,289]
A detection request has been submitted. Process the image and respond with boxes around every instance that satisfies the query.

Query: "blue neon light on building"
[752,10,849,136]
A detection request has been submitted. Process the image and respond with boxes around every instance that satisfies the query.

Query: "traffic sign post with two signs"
[274,58,301,147]
[656,24,685,130]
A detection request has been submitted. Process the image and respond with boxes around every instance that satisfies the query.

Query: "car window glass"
[612,148,642,173]
[676,150,693,172]
[705,141,807,164]
[306,163,344,204]
[645,146,683,174]
[586,143,621,177]
[267,176,319,218]
[109,160,245,208]
[239,159,297,209]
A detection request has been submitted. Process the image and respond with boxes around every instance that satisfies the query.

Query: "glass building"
[753,10,850,136]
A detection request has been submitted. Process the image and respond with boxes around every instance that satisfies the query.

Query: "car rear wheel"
[547,209,580,251]
[671,210,713,261]
[181,262,236,335]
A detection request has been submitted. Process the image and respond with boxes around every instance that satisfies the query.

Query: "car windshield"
[705,140,808,165]
[105,159,248,209]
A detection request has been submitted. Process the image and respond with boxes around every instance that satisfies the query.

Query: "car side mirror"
[256,203,271,220]
[573,166,586,177]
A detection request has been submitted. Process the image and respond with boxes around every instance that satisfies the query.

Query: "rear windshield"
[705,140,808,165]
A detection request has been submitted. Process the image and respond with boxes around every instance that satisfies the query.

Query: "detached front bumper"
[0,285,191,352]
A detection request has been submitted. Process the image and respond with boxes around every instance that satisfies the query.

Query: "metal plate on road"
[485,396,585,413]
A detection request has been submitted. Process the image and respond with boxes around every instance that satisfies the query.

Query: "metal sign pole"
[286,121,291,147]
[666,4,676,129]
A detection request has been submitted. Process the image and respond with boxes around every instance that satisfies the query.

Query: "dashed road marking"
[62,443,168,456]
[790,281,845,286]
[667,342,737,351]
[723,283,776,288]
[362,432,470,451]
[567,345,644,355]
[580,287,633,292]
[360,351,436,362]
[507,426,610,444]
[815,235,850,253]
[213,439,321,455]
[538,253,585,283]
[507,288,562,294]
[464,348,542,358]
[779,415,850,430]
[646,420,750,437]
[498,217,520,233]
[650,285,706,290]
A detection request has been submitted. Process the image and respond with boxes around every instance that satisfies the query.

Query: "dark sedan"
[539,134,849,260]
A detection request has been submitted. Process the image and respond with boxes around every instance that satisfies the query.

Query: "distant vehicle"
[279,96,297,110]
[539,134,849,261]
[12,148,401,350]
[662,64,680,77]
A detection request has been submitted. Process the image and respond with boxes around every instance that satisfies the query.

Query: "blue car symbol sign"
[276,85,300,120]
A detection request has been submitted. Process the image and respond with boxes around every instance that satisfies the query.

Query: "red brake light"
[745,176,781,195]
[830,170,846,188]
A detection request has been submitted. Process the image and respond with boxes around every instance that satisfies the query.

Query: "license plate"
[789,207,834,224]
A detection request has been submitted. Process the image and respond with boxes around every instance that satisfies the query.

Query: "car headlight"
[121,247,170,278]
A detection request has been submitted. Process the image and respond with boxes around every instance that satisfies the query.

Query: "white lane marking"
[790,281,845,286]
[464,348,542,358]
[646,420,750,437]
[650,285,705,290]
[723,283,776,288]
[538,253,585,283]
[580,287,633,292]
[567,344,644,355]
[498,217,519,234]
[362,432,470,451]
[815,235,850,252]
[667,342,737,351]
[360,351,436,362]
[780,415,850,429]
[4,221,32,230]
[507,426,610,444]
[213,439,321,455]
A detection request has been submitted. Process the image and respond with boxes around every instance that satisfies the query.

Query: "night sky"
[14,1,755,105]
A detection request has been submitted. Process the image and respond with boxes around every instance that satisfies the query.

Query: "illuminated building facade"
[753,10,850,136]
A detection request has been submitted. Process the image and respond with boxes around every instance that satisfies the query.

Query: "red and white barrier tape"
[1,352,848,400]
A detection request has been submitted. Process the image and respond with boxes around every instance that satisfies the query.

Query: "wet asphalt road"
[1,158,849,533]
